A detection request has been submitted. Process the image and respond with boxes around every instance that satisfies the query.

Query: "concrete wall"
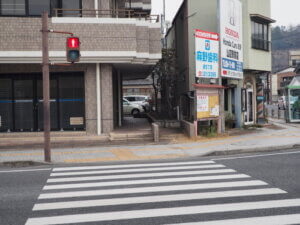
[241,0,272,71]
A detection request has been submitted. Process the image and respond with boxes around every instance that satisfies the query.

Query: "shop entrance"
[0,72,85,132]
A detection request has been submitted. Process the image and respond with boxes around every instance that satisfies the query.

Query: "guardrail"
[53,9,159,22]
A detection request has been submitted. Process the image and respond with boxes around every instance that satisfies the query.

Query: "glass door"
[245,89,254,124]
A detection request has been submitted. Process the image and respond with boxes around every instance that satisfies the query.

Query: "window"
[28,0,50,16]
[0,0,81,16]
[251,20,270,51]
[1,0,25,15]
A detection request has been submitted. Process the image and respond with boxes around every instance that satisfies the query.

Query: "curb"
[202,144,300,157]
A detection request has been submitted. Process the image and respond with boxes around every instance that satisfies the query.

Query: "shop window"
[251,20,270,51]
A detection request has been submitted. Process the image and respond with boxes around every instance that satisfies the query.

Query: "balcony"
[53,8,159,22]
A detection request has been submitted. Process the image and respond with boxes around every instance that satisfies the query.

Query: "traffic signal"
[66,37,80,63]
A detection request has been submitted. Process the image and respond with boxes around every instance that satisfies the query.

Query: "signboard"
[197,95,209,112]
[197,94,220,119]
[195,29,219,79]
[219,0,243,79]
[70,117,84,126]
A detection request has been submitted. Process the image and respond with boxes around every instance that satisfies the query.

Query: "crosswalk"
[25,160,300,225]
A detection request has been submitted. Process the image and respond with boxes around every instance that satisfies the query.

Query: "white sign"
[219,0,243,79]
[195,29,219,79]
[197,95,209,112]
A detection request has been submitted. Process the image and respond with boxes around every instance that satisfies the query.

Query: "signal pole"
[41,11,51,162]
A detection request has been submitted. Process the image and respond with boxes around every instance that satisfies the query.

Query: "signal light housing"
[66,37,80,63]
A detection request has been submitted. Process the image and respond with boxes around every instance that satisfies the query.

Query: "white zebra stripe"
[25,198,300,225]
[47,169,236,183]
[53,160,215,171]
[39,180,267,199]
[33,188,286,211]
[43,174,250,190]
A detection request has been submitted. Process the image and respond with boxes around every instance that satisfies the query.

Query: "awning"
[250,14,276,24]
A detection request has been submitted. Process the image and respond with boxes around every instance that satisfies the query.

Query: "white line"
[47,169,236,183]
[53,161,215,171]
[165,213,300,225]
[0,168,51,173]
[25,198,300,225]
[33,188,286,211]
[38,180,267,199]
[213,151,300,161]
[43,174,250,190]
[50,164,225,177]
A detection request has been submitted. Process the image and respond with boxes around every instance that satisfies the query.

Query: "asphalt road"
[1,149,300,225]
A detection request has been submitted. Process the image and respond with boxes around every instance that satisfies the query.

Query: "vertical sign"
[195,29,219,79]
[220,0,243,79]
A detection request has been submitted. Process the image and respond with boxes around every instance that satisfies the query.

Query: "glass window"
[1,0,26,15]
[251,20,269,51]
[28,0,50,16]
[62,0,80,17]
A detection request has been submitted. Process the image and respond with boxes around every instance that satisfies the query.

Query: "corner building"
[0,0,161,134]
[166,0,274,129]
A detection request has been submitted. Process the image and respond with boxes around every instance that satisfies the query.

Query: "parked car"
[123,95,151,112]
[278,96,286,110]
[123,98,144,116]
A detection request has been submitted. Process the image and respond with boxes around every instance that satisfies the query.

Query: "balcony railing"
[53,9,159,22]
[251,37,271,51]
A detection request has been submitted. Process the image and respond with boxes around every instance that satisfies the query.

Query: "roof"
[287,76,300,89]
[193,84,225,89]
[276,67,296,74]
[250,14,276,23]
[123,79,153,86]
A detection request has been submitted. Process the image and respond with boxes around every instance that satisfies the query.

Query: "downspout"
[96,63,102,135]
[95,0,98,17]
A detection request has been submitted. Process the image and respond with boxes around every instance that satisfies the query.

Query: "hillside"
[272,25,300,72]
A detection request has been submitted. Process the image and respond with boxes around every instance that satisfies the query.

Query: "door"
[14,77,35,131]
[245,89,254,124]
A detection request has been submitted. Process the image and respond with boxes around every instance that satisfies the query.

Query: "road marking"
[43,174,250,190]
[39,180,267,199]
[46,169,236,183]
[53,161,215,171]
[25,198,300,225]
[50,164,225,177]
[213,150,300,161]
[165,213,300,225]
[33,188,286,211]
[0,168,51,173]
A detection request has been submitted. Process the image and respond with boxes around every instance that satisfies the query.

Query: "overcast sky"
[151,0,300,27]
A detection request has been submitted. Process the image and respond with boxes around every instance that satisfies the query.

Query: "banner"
[219,0,243,79]
[195,29,219,79]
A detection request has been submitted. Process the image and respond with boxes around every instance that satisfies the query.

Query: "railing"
[251,37,271,51]
[53,9,159,22]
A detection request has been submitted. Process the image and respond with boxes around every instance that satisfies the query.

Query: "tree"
[151,48,179,119]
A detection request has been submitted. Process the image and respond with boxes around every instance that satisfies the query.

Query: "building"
[271,67,296,102]
[123,77,154,97]
[0,0,161,134]
[289,50,300,67]
[166,0,275,130]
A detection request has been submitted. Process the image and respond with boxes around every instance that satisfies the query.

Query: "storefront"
[0,72,85,132]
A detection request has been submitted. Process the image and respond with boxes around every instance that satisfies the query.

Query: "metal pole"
[42,12,51,162]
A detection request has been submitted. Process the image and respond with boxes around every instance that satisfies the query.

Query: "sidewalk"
[0,118,300,164]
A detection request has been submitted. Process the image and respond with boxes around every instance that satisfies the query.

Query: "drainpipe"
[118,70,122,127]
[96,63,102,135]
[95,0,98,17]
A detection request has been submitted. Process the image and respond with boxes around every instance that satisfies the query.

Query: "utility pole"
[41,12,51,162]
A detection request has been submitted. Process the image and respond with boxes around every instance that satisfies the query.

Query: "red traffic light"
[67,37,80,48]
[66,36,80,63]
